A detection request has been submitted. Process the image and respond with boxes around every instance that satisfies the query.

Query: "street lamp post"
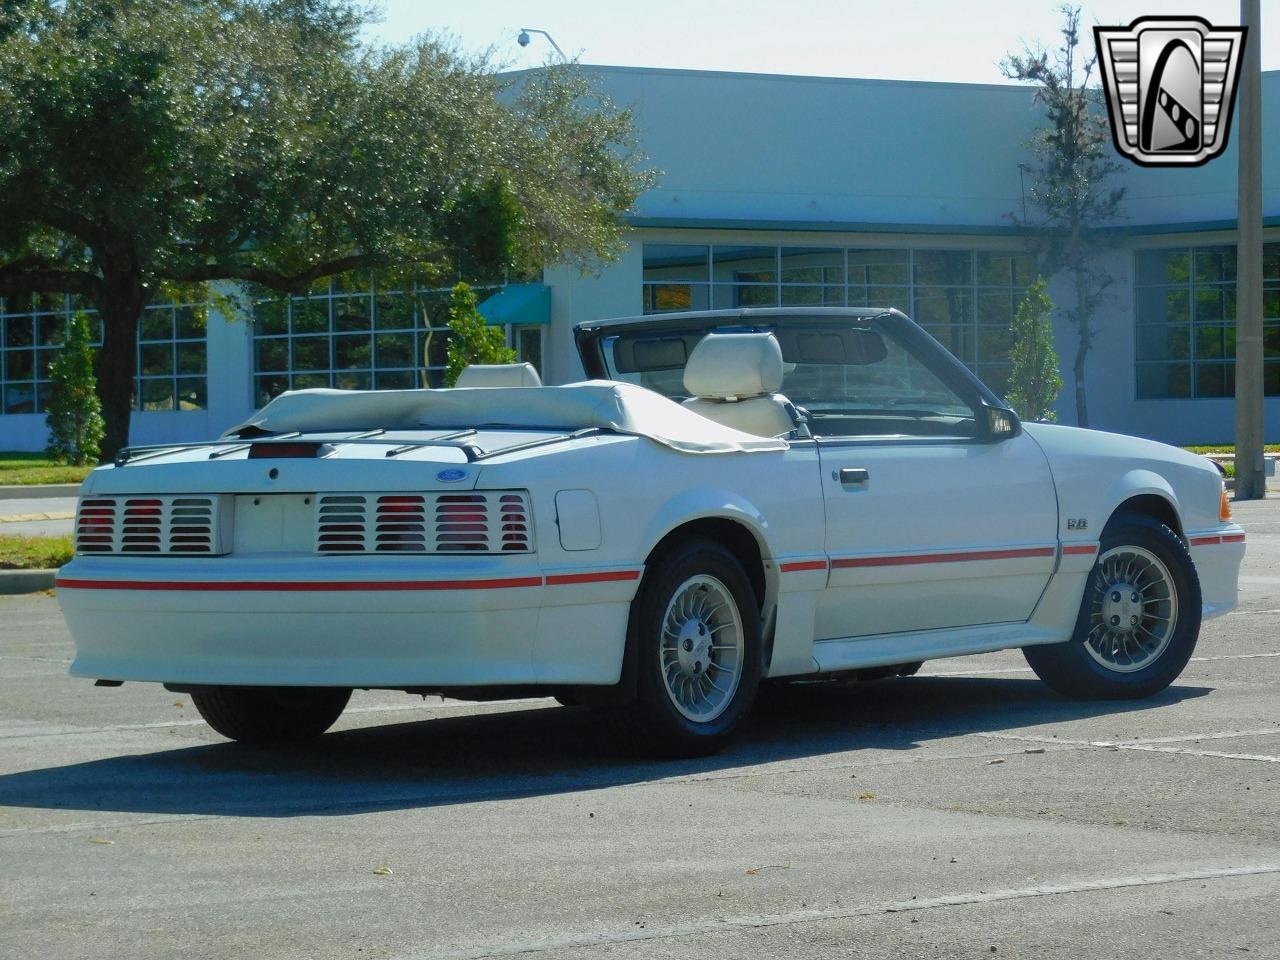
[517,28,566,61]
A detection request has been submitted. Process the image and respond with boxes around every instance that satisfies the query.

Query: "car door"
[815,433,1057,639]
[773,318,1058,641]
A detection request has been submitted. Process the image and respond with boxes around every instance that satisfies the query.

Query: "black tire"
[1024,514,1202,699]
[622,539,762,757]
[191,686,352,743]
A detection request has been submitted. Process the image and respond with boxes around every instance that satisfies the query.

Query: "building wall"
[579,65,1279,231]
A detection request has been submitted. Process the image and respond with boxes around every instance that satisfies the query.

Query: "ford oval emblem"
[436,468,467,483]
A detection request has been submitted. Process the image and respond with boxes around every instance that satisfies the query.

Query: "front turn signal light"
[1220,484,1233,522]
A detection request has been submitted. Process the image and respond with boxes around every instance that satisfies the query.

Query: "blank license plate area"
[232,494,317,554]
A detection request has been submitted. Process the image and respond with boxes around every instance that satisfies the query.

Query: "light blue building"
[0,65,1276,449]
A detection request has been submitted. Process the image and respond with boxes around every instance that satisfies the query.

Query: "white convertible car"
[57,308,1245,755]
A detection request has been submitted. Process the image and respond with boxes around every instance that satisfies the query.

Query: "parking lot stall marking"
[408,864,1280,960]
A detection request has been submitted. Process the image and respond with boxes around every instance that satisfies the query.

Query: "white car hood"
[225,380,789,455]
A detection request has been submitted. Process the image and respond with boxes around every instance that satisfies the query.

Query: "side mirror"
[980,403,1022,441]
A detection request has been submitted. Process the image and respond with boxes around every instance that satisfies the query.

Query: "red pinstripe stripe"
[780,560,828,573]
[1189,535,1222,546]
[1062,545,1099,556]
[54,576,543,592]
[831,546,1055,569]
[545,570,640,586]
[1221,533,1246,544]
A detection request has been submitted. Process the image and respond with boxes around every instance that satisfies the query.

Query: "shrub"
[1006,277,1063,422]
[45,313,105,465]
[444,282,516,387]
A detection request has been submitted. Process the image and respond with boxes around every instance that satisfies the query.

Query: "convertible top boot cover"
[225,381,790,455]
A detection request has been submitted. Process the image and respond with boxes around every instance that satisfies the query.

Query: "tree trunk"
[1072,336,1089,429]
[95,269,148,461]
[1072,271,1091,429]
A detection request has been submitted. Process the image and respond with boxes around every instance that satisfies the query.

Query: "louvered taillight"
[74,496,225,555]
[314,492,533,554]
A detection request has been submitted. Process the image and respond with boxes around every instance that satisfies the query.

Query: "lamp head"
[517,30,530,47]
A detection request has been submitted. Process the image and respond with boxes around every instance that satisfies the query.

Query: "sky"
[366,1,1278,84]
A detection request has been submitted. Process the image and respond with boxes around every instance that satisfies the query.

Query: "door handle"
[835,467,870,486]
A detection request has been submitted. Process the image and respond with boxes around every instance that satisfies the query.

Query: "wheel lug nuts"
[1130,615,1138,626]
[1131,593,1139,603]
[694,661,701,672]
[698,624,706,635]
[683,639,693,652]
[1110,615,1121,626]
[1111,591,1121,602]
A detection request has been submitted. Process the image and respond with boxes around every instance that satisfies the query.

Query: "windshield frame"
[574,307,1006,415]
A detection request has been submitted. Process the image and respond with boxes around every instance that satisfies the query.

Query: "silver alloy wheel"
[659,574,745,722]
[1084,545,1180,673]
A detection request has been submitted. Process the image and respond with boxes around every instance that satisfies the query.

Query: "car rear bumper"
[57,555,639,687]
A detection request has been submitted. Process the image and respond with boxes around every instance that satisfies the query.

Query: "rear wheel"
[1024,515,1201,699]
[624,540,762,756]
[191,686,352,743]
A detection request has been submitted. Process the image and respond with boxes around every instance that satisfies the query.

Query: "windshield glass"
[601,318,978,438]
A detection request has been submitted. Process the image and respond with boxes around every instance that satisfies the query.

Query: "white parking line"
[926,651,1280,677]
[980,727,1280,763]
[407,864,1280,960]
[1116,745,1280,763]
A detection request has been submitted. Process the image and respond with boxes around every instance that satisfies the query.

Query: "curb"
[0,484,83,501]
[0,568,58,594]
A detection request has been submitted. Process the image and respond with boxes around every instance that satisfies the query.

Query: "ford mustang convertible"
[57,308,1245,755]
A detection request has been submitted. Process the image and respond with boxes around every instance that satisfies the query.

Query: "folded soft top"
[224,380,789,454]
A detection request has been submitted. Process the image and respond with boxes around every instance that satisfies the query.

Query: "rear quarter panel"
[473,434,824,681]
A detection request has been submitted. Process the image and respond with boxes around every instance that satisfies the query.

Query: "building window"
[1135,243,1280,399]
[642,244,1032,396]
[0,295,206,414]
[251,278,500,407]
[641,244,710,314]
[513,326,544,377]
[137,304,208,411]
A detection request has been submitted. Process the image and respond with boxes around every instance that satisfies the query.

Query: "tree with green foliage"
[1001,4,1126,428]
[45,312,105,465]
[444,283,517,387]
[0,0,653,457]
[1006,278,1063,422]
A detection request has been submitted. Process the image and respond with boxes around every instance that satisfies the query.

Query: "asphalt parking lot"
[1,500,1278,960]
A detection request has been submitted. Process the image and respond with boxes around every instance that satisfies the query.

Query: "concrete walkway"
[0,497,76,539]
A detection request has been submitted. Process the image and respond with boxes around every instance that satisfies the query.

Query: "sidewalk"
[0,496,76,538]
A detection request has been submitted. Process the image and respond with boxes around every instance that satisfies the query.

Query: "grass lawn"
[1184,444,1280,455]
[0,451,93,486]
[0,534,73,570]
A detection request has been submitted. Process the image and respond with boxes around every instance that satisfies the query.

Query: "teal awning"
[477,283,551,326]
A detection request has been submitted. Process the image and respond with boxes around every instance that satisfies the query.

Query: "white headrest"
[455,362,542,389]
[683,333,784,400]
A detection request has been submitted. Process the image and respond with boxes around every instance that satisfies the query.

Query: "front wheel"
[1024,515,1201,699]
[191,686,352,743]
[624,540,762,756]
